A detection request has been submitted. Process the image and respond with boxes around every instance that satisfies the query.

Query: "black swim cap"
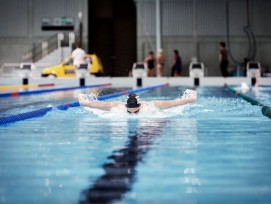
[125,94,141,108]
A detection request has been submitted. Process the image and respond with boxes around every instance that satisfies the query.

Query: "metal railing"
[21,32,75,63]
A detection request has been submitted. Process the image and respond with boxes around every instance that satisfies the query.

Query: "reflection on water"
[177,120,200,194]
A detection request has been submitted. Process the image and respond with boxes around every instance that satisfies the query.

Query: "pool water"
[0,86,271,204]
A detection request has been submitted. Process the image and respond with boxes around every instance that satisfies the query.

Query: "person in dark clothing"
[219,42,229,77]
[171,50,182,77]
[243,57,248,76]
[144,51,155,77]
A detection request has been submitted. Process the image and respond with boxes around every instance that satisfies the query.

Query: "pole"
[78,11,83,47]
[155,0,161,54]
[79,22,83,48]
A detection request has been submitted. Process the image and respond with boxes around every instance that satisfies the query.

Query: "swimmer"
[78,90,197,114]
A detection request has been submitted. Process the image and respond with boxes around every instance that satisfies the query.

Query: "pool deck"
[0,76,270,88]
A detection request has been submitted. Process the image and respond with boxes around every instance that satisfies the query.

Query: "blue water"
[0,86,271,204]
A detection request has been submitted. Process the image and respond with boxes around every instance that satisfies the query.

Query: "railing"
[47,33,59,54]
[32,41,43,62]
[22,32,75,63]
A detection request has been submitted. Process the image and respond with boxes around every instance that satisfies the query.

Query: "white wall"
[0,0,88,67]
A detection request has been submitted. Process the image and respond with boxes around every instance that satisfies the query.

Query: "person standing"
[71,44,86,67]
[171,50,182,77]
[242,57,248,77]
[156,49,165,77]
[219,42,229,77]
[144,51,155,77]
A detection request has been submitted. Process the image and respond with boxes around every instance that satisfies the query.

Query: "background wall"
[0,0,88,67]
[0,0,270,77]
[136,0,271,76]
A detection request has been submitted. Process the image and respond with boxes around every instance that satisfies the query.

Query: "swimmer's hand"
[187,90,197,102]
[180,89,197,100]
[78,93,91,106]
[78,93,87,102]
[176,89,197,103]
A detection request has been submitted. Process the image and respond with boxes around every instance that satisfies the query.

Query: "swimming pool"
[0,86,271,204]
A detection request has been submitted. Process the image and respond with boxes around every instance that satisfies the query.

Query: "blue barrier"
[0,83,169,125]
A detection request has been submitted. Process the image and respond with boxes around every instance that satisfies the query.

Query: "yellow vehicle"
[41,54,103,78]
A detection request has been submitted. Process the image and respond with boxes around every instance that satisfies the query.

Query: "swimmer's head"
[125,94,141,114]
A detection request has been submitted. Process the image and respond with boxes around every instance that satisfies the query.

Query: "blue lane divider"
[0,107,52,125]
[0,83,169,125]
[0,83,111,98]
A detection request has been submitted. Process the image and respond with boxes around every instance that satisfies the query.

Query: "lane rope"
[0,83,111,98]
[0,83,169,125]
[225,84,271,119]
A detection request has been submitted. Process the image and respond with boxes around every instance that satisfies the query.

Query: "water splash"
[179,89,194,99]
[78,93,99,102]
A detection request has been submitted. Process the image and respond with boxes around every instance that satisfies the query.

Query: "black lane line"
[79,119,166,204]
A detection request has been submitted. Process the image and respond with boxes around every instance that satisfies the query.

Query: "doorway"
[88,0,137,76]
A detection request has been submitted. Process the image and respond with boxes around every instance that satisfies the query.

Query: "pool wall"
[1,77,271,88]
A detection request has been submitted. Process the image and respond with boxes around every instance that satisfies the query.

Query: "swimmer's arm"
[78,95,123,111]
[152,91,197,109]
[80,101,123,111]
